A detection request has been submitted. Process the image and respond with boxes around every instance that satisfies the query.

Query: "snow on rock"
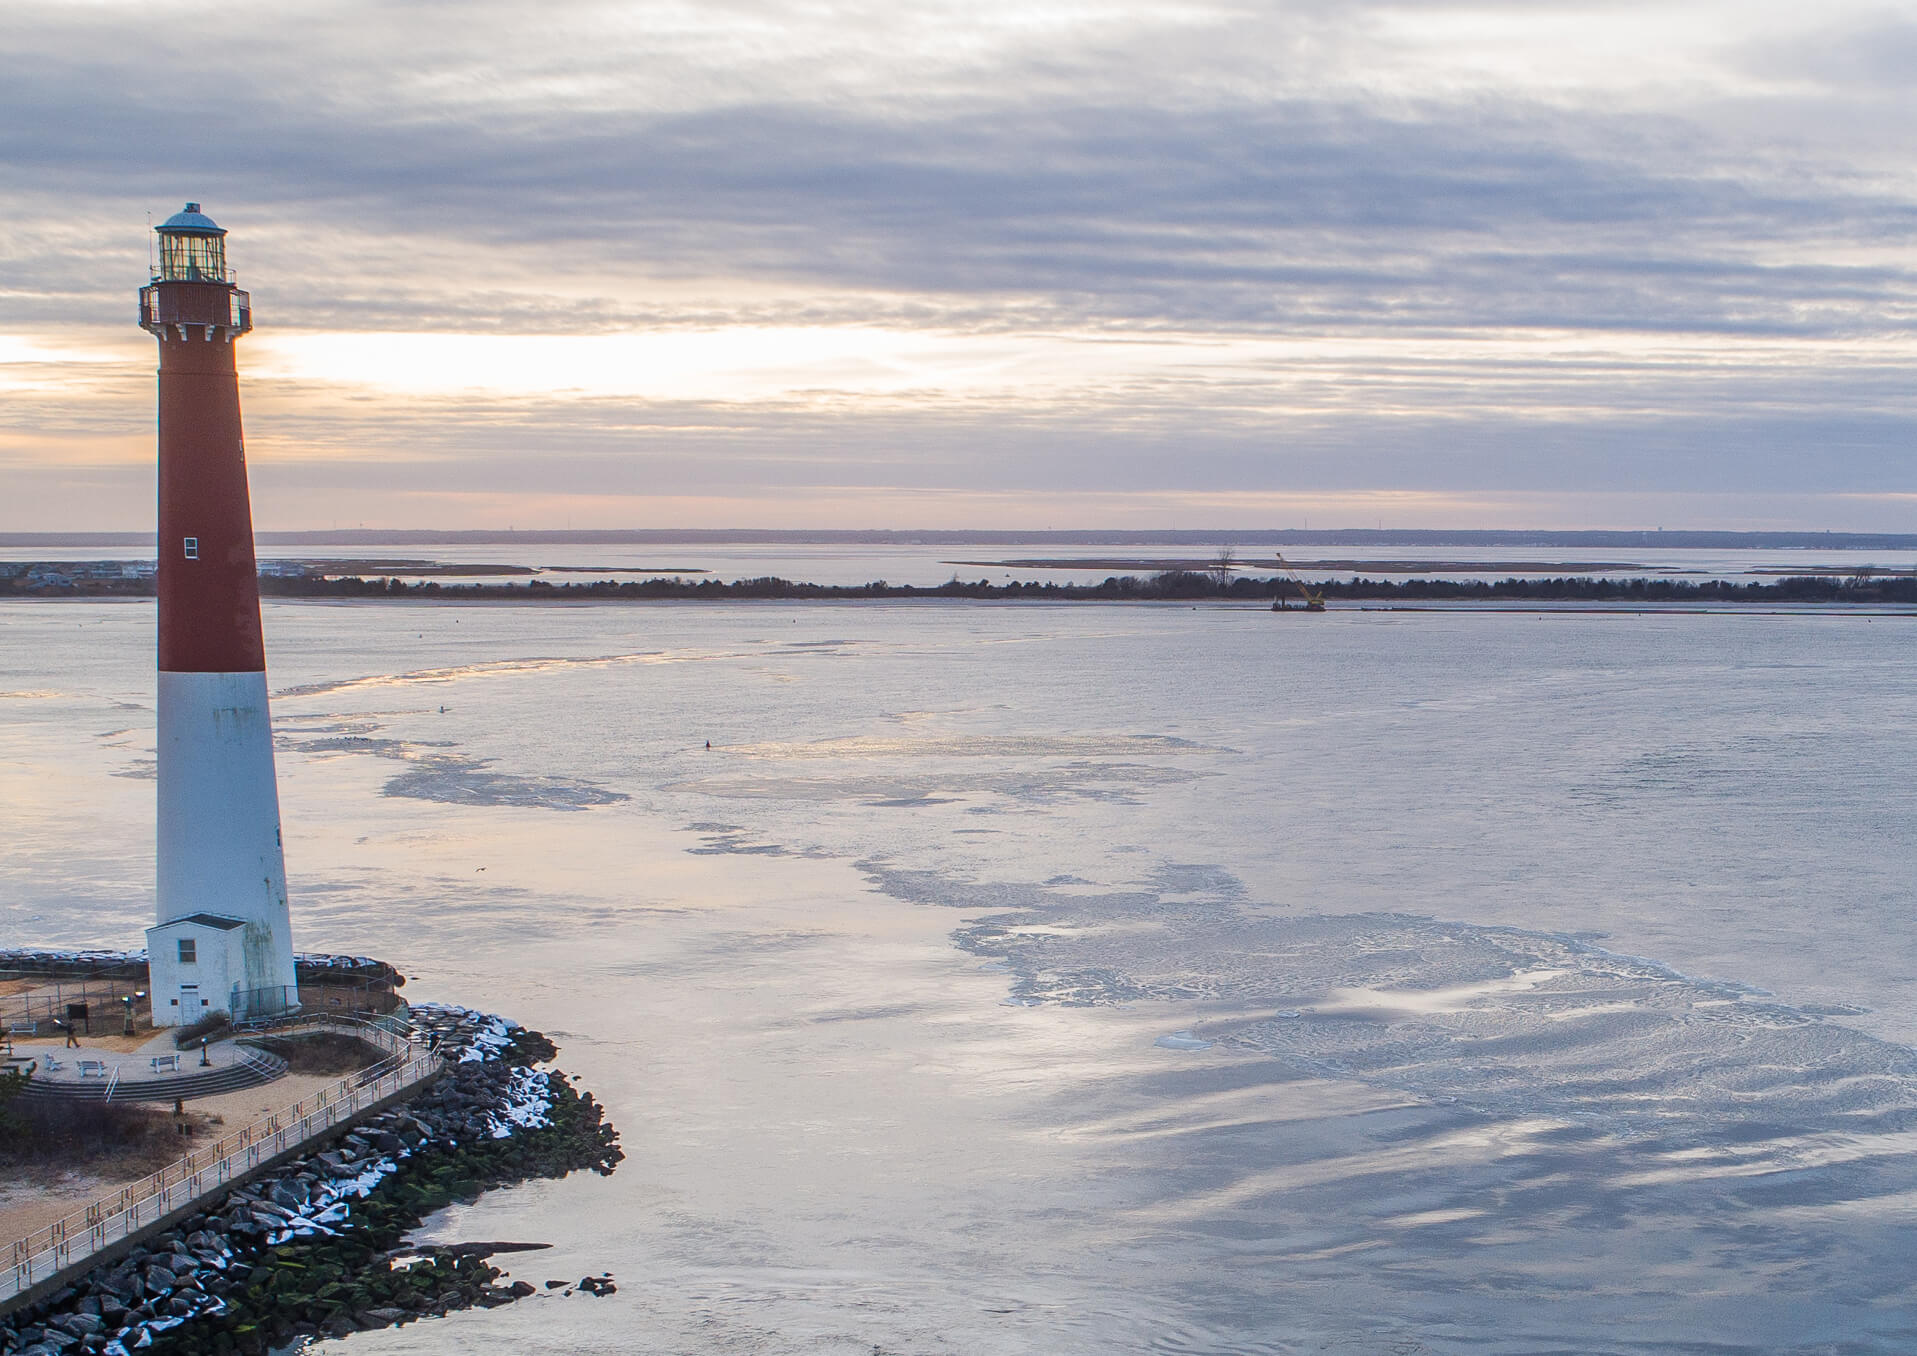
[1,1001,565,1356]
[488,1067,553,1138]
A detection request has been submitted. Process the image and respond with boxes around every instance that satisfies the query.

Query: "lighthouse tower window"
[183,537,199,559]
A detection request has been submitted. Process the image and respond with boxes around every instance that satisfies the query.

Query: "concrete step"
[15,1049,287,1103]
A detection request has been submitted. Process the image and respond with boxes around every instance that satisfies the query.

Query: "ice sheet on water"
[667,760,1204,807]
[277,717,628,811]
[1156,1031,1213,1051]
[382,758,628,810]
[21,592,1917,1351]
[868,859,1917,1155]
[725,733,1226,759]
[273,651,674,699]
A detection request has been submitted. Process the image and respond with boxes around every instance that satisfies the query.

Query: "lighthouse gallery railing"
[2,1018,443,1307]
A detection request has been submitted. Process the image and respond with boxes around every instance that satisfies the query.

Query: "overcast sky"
[4,0,1914,531]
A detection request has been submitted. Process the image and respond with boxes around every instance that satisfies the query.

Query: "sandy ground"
[0,1174,126,1244]
[183,1069,350,1124]
[0,1067,366,1247]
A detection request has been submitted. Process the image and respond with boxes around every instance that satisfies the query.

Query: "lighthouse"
[138,204,297,1027]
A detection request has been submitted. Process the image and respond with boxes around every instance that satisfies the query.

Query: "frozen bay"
[3,597,1915,1353]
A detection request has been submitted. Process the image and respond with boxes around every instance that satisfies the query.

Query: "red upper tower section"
[140,204,266,674]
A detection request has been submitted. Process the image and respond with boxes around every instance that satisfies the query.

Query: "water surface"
[3,597,1914,1353]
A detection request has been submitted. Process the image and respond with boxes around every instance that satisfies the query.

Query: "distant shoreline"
[8,570,1917,607]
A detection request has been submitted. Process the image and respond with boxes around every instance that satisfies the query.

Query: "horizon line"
[6,527,1917,550]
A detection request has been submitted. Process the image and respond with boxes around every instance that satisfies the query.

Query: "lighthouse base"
[155,669,297,1002]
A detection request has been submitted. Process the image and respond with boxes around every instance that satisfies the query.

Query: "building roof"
[157,203,225,237]
[152,913,247,932]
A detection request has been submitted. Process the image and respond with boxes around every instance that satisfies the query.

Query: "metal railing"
[2,1018,442,1307]
[1,978,148,1031]
[224,984,401,1032]
[227,985,299,1025]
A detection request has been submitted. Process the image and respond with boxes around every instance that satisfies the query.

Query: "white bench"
[6,1020,35,1037]
[76,1059,109,1078]
[149,1054,181,1074]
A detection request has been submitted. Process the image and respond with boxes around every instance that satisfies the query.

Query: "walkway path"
[11,1032,288,1103]
[1,1018,443,1313]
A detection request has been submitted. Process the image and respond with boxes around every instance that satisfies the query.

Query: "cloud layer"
[4,0,1914,529]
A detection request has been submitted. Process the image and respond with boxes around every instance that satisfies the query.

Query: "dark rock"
[1,1009,619,1356]
[431,1241,550,1260]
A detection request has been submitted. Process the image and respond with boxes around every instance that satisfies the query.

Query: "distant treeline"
[12,569,1917,604]
[257,570,1917,603]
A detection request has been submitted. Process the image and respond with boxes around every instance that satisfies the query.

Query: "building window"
[178,938,196,964]
[183,537,199,560]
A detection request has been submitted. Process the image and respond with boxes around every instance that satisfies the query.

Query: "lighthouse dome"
[158,203,226,237]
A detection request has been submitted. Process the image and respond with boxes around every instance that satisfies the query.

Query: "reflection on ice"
[925,860,1917,1149]
[279,716,627,810]
[275,645,754,699]
[842,856,1917,1349]
[727,733,1226,758]
[9,597,1917,1353]
[1314,968,1569,1017]
[1156,1031,1214,1051]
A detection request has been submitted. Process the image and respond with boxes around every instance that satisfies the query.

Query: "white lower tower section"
[155,670,297,1020]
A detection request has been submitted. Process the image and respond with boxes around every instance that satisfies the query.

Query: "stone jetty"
[0,1004,621,1356]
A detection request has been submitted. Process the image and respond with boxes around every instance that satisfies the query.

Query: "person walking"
[63,1021,80,1048]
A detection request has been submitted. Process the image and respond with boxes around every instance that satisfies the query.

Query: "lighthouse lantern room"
[154,203,228,282]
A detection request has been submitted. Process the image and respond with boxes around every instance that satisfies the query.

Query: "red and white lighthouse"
[138,204,297,1026]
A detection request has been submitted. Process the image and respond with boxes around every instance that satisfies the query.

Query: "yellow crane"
[1269,552,1327,611]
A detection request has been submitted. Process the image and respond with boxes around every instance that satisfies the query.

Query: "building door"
[178,984,201,1019]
